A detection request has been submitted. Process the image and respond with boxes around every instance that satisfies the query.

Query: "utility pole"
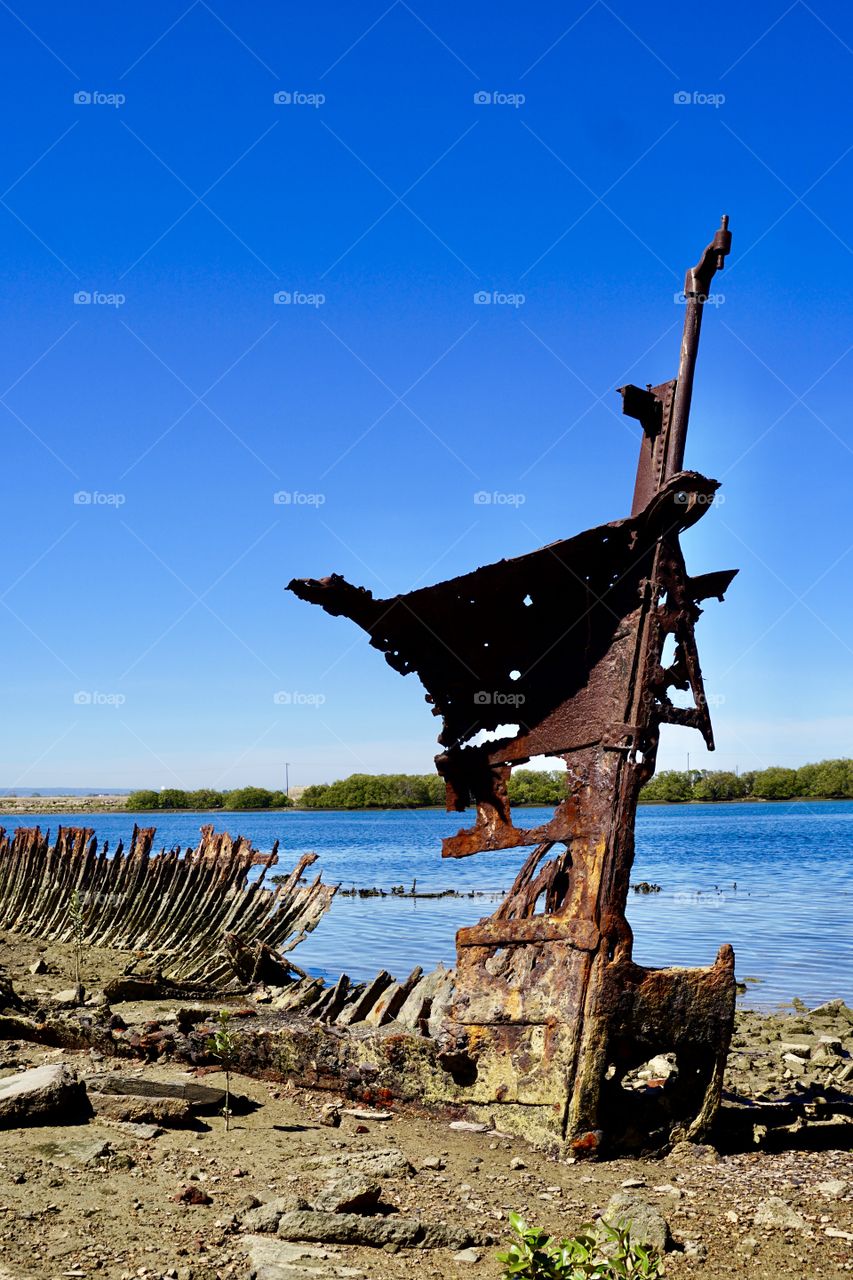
[285,762,290,797]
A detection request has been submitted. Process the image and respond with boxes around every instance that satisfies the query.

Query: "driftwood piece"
[0,824,336,990]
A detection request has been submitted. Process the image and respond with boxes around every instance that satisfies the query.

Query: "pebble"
[510,1157,526,1171]
[453,1248,482,1264]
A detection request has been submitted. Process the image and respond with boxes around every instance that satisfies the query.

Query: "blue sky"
[1,1,852,790]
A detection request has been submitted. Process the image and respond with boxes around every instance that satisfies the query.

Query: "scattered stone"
[825,1228,853,1241]
[89,1092,192,1126]
[753,1196,806,1232]
[449,1121,489,1133]
[243,1236,341,1280]
[173,1185,213,1206]
[739,1235,759,1256]
[239,1198,291,1233]
[303,1148,414,1180]
[313,1176,381,1215]
[276,1210,486,1250]
[621,1177,646,1189]
[28,959,47,975]
[600,1193,671,1252]
[420,1156,445,1171]
[815,1179,848,1198]
[319,1102,341,1128]
[453,1247,482,1264]
[36,1138,111,1168]
[510,1156,526,1171]
[52,988,83,1008]
[684,1240,708,1260]
[0,1064,86,1126]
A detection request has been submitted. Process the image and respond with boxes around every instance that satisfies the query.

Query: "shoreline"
[0,795,846,816]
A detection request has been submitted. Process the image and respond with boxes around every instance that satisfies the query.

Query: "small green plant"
[497,1212,662,1280]
[207,1010,238,1131]
[68,888,86,1001]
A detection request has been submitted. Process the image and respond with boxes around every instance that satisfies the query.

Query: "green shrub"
[497,1212,662,1279]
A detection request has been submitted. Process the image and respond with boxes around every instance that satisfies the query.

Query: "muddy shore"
[0,931,850,1280]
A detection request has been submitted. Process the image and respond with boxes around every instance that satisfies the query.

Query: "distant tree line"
[639,759,853,802]
[125,760,853,812]
[300,770,571,809]
[126,786,293,811]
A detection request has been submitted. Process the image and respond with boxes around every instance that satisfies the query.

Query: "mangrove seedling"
[207,1010,238,1131]
[496,1212,663,1279]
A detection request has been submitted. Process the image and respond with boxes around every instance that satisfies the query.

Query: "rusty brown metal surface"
[289,218,739,1153]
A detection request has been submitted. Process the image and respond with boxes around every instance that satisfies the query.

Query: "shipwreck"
[288,217,739,1152]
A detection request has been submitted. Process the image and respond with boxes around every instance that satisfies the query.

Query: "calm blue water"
[6,802,852,1009]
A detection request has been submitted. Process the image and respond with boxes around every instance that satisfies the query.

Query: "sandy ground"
[0,934,851,1280]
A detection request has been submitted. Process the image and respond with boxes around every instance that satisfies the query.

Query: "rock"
[739,1235,759,1256]
[778,1041,811,1058]
[173,1184,213,1205]
[601,1193,671,1252]
[666,1140,719,1164]
[453,1248,482,1264]
[449,1121,489,1133]
[0,1064,86,1126]
[639,1054,675,1080]
[243,1236,339,1280]
[276,1211,485,1250]
[304,1148,413,1180]
[815,1179,848,1198]
[420,1156,445,1171]
[89,1092,192,1126]
[28,958,47,975]
[825,1228,853,1241]
[313,1176,381,1215]
[621,1177,646,1189]
[753,1196,806,1232]
[510,1156,526,1170]
[36,1138,112,1168]
[108,1121,162,1140]
[684,1240,708,1260]
[53,987,84,1008]
[239,1198,291,1233]
[319,1102,341,1128]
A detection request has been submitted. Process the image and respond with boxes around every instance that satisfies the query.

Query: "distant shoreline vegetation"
[126,786,293,812]
[121,761,853,812]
